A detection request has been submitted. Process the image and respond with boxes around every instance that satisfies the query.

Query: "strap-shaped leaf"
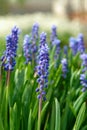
[0,114,4,130]
[41,101,49,120]
[73,92,87,115]
[73,102,86,130]
[55,98,60,130]
[10,103,19,130]
[28,109,32,130]
[50,101,55,130]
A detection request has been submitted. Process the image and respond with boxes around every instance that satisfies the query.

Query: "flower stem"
[6,69,10,86]
[38,94,42,130]
[0,66,3,86]
[0,67,2,83]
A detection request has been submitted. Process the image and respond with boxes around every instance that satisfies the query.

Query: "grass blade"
[28,109,32,130]
[55,98,60,130]
[73,102,86,130]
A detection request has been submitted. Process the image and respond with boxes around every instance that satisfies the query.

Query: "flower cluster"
[1,26,20,71]
[69,33,85,55]
[63,45,68,56]
[32,22,39,40]
[61,58,68,78]
[80,73,87,92]
[36,32,49,101]
[23,35,32,64]
[31,23,39,54]
[50,25,61,64]
[69,37,78,55]
[52,38,61,58]
[77,33,85,54]
[80,53,87,68]
[80,53,87,91]
[50,25,57,42]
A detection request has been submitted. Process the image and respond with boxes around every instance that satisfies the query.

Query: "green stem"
[0,66,2,84]
[37,94,42,130]
[6,69,10,86]
[0,66,3,108]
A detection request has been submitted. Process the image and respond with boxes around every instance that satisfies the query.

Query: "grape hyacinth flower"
[0,62,2,82]
[1,26,20,85]
[32,22,39,40]
[80,73,87,92]
[50,25,61,67]
[61,58,68,78]
[1,26,20,71]
[69,37,78,55]
[50,25,57,42]
[52,38,61,59]
[23,35,32,64]
[36,32,49,130]
[80,53,87,92]
[77,33,85,54]
[63,45,68,56]
[80,53,87,72]
[31,22,39,54]
[36,32,49,101]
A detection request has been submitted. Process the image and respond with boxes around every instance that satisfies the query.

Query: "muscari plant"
[0,26,20,85]
[0,24,87,130]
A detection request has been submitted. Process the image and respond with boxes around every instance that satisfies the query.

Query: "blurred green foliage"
[0,0,10,14]
[0,29,72,56]
[0,0,27,15]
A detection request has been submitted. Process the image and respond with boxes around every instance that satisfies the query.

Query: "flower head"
[80,73,87,92]
[23,35,32,64]
[63,45,68,56]
[69,37,78,55]
[36,32,49,101]
[53,38,61,59]
[80,53,87,92]
[50,25,57,42]
[31,22,39,53]
[80,53,87,67]
[61,58,68,78]
[1,26,20,71]
[32,22,39,40]
[77,33,85,53]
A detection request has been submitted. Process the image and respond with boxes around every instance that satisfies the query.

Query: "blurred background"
[0,0,87,43]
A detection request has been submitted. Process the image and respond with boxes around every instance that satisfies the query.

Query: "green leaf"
[50,101,55,130]
[44,113,49,130]
[0,114,4,130]
[54,65,62,88]
[73,92,87,115]
[10,103,19,130]
[12,69,24,103]
[46,87,53,101]
[61,104,69,130]
[41,102,49,121]
[81,125,87,130]
[70,70,77,88]
[28,109,32,130]
[1,87,9,130]
[73,52,80,64]
[55,98,60,130]
[32,100,38,120]
[22,84,33,130]
[22,84,32,107]
[24,64,32,83]
[50,46,56,64]
[14,69,24,88]
[73,102,86,130]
